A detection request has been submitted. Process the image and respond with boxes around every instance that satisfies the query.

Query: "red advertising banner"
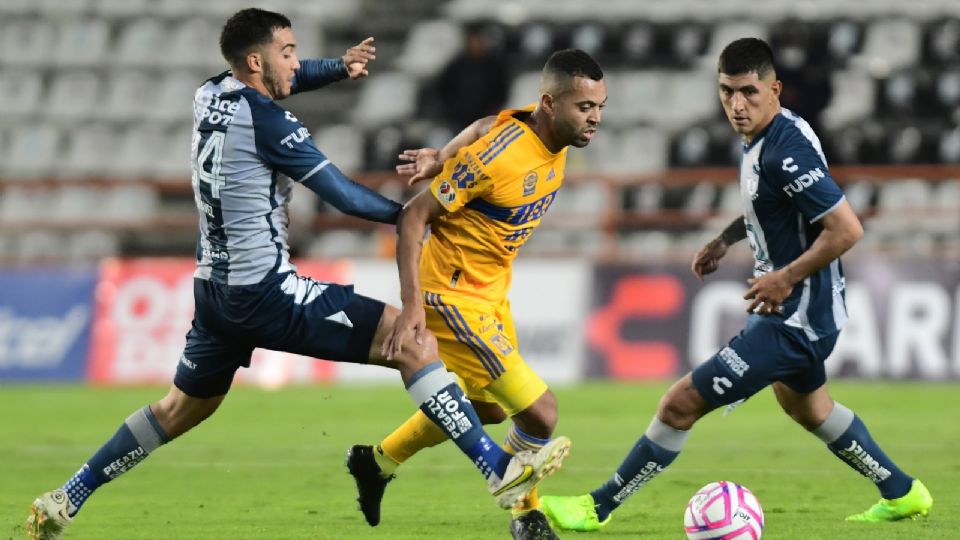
[88,259,349,386]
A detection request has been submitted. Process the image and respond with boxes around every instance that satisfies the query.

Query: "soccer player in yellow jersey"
[347,49,606,540]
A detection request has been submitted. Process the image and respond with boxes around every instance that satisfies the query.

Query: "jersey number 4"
[194,131,227,199]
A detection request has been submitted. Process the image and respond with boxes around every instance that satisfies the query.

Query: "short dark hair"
[220,8,292,69]
[543,49,604,81]
[718,38,775,79]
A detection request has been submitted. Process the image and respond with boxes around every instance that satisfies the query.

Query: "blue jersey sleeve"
[249,97,400,224]
[291,58,348,94]
[764,132,844,223]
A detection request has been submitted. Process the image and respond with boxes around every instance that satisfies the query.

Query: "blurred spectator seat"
[569,23,607,58]
[67,230,119,262]
[396,20,464,79]
[4,125,61,178]
[821,69,875,131]
[926,18,960,64]
[939,125,960,162]
[103,71,156,122]
[700,21,769,69]
[871,178,932,233]
[316,125,364,174]
[116,18,167,67]
[859,19,921,73]
[148,70,200,123]
[53,19,109,67]
[0,70,44,122]
[112,125,169,178]
[827,20,862,65]
[352,72,417,128]
[62,123,118,178]
[39,0,93,17]
[0,19,55,68]
[153,125,192,178]
[506,71,541,110]
[306,231,376,259]
[94,0,151,18]
[45,71,101,126]
[166,18,226,70]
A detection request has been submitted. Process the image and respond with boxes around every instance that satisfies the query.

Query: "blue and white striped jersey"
[738,108,848,340]
[190,70,336,286]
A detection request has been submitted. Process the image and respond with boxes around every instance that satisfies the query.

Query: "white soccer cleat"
[26,489,72,540]
[489,435,571,510]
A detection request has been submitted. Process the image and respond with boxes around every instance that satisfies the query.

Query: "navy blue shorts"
[174,272,385,398]
[691,314,839,407]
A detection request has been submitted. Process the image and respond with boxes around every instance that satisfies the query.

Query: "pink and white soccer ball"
[684,481,764,539]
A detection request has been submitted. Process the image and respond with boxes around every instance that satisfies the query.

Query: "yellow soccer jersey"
[422,105,567,304]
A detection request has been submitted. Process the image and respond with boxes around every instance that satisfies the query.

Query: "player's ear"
[770,79,782,100]
[540,92,555,115]
[245,51,264,74]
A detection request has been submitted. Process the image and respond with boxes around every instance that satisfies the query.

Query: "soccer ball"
[684,481,764,539]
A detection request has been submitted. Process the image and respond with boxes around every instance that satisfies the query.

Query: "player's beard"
[261,59,288,100]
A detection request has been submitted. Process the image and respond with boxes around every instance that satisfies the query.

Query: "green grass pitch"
[3,382,957,539]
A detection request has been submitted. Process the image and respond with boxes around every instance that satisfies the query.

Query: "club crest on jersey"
[522,171,538,196]
[452,161,476,189]
[437,181,457,204]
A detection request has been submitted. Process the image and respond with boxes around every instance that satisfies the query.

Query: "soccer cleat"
[490,436,571,510]
[540,494,611,532]
[345,445,395,526]
[846,479,933,523]
[26,489,72,540]
[510,509,559,540]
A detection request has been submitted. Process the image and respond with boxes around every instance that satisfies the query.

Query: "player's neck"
[742,105,781,144]
[526,109,564,153]
[233,72,274,100]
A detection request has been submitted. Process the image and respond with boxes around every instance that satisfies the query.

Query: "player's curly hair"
[219,8,292,69]
[718,38,776,79]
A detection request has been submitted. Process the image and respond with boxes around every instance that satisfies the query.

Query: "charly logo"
[522,171,538,196]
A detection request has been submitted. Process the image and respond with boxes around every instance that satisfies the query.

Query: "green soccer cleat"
[846,479,933,523]
[540,494,611,532]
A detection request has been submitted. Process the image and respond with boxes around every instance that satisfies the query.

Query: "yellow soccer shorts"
[423,291,548,417]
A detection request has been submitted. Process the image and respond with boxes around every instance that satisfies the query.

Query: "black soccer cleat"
[510,509,560,540]
[345,444,394,527]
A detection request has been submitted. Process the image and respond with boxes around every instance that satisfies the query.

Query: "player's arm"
[396,115,497,185]
[383,190,447,358]
[252,100,400,224]
[744,139,858,314]
[291,37,376,93]
[691,216,746,280]
[301,164,401,224]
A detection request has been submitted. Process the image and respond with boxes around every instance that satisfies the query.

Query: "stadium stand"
[0,0,958,264]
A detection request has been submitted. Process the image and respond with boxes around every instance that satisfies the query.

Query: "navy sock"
[814,402,913,499]
[591,417,689,522]
[405,362,511,480]
[63,405,170,516]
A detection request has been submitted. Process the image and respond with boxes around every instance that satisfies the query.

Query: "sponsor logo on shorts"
[179,355,197,370]
[719,346,749,377]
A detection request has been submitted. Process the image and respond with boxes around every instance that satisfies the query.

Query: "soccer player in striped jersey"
[347,49,605,540]
[27,9,566,539]
[539,37,932,532]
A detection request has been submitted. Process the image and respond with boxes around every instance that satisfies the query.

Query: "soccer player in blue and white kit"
[26,9,568,540]
[540,37,933,531]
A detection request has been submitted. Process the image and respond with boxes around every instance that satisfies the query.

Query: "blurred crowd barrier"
[2,256,958,385]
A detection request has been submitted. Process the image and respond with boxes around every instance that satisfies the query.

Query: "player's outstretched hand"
[343,37,376,79]
[691,236,728,280]
[383,304,427,360]
[396,148,442,185]
[743,269,794,315]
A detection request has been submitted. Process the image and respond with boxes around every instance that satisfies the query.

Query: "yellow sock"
[379,409,448,466]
